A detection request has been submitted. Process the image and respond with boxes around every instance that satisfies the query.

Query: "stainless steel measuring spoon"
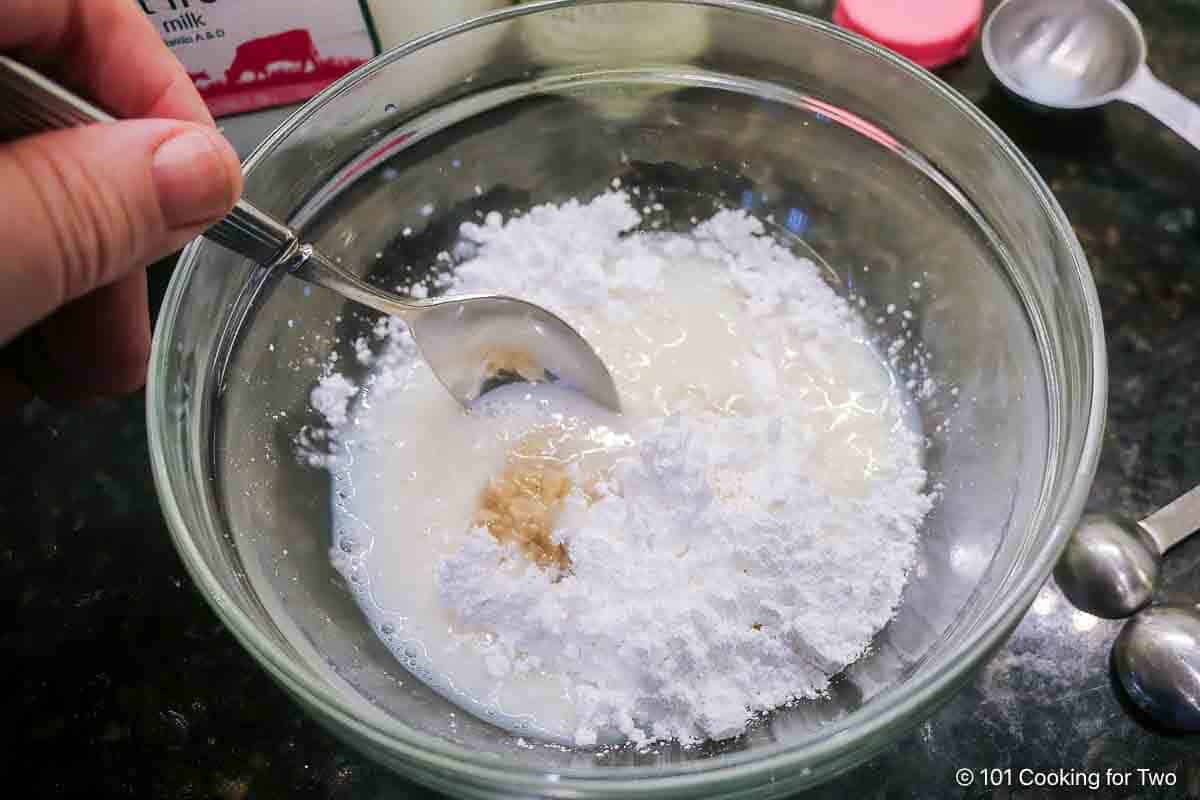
[1056,485,1200,732]
[983,0,1200,150]
[1056,486,1200,620]
[1113,603,1200,732]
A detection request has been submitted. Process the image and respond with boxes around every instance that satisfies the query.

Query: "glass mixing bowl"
[147,1,1106,796]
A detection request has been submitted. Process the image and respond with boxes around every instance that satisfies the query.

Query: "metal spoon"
[0,55,621,412]
[1055,485,1200,619]
[1113,604,1200,732]
[983,0,1200,151]
[1056,488,1200,731]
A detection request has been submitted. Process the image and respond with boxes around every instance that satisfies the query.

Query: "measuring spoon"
[983,0,1200,150]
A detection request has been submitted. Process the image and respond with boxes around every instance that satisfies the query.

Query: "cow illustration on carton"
[177,23,370,117]
[226,29,321,84]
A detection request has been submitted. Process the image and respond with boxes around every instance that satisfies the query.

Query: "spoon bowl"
[1113,605,1200,732]
[983,0,1144,109]
[983,0,1200,150]
[287,245,621,411]
[1054,513,1159,619]
[1055,485,1200,620]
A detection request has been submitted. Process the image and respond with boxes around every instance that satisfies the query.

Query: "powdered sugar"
[307,191,934,747]
[308,373,357,428]
[438,405,929,745]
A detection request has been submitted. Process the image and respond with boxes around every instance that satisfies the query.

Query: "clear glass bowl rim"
[147,0,1107,792]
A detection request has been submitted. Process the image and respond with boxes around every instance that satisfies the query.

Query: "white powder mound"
[453,193,645,319]
[451,194,856,333]
[308,373,357,427]
[439,409,930,746]
[308,191,934,747]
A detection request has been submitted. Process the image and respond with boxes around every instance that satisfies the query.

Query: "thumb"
[0,119,242,345]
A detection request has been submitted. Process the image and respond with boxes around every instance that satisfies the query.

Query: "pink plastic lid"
[833,0,983,69]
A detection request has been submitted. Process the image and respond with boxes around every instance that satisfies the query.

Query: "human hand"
[0,0,243,410]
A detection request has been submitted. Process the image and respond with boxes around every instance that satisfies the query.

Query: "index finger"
[2,0,214,125]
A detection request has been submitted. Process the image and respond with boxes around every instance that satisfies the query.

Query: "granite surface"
[4,1,1200,797]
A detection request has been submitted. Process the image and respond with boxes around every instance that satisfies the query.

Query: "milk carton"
[138,0,379,117]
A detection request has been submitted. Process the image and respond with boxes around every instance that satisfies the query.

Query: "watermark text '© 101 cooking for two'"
[955,767,1178,790]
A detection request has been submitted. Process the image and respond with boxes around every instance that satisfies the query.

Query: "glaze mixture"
[305,192,933,747]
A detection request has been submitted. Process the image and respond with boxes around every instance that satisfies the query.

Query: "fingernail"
[152,129,236,228]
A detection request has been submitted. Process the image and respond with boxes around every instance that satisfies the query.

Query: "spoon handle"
[1139,483,1200,555]
[0,54,296,267]
[1119,64,1200,152]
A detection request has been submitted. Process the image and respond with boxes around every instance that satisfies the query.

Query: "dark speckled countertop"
[4,1,1200,797]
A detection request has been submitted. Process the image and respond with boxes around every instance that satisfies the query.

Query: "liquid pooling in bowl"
[303,191,935,747]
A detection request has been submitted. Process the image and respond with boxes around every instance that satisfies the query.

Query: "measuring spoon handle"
[1140,483,1200,555]
[1119,64,1200,152]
